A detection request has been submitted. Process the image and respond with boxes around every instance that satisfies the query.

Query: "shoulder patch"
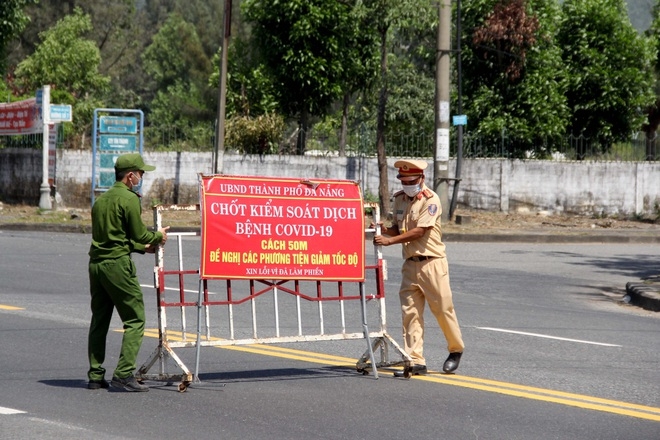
[428,204,438,216]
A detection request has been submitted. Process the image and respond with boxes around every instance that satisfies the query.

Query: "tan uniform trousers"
[399,257,464,365]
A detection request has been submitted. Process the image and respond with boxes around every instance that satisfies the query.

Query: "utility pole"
[434,0,451,222]
[449,0,463,220]
[214,0,232,175]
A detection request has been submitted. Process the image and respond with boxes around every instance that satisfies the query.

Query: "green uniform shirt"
[89,182,163,261]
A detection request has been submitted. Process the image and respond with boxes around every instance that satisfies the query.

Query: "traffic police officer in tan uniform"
[374,159,464,376]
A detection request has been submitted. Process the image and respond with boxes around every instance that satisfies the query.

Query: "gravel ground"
[443,208,660,234]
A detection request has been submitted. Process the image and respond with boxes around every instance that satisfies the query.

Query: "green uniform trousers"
[88,255,145,380]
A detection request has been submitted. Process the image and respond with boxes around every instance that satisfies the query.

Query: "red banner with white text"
[0,98,43,135]
[200,175,365,281]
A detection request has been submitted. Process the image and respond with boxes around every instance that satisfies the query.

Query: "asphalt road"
[0,230,658,439]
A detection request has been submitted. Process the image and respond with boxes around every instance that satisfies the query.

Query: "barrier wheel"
[403,368,411,379]
[178,381,190,393]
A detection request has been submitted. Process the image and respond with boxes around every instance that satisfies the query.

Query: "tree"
[333,2,380,155]
[141,0,224,58]
[472,0,539,82]
[210,35,281,119]
[9,1,226,112]
[642,1,660,160]
[13,8,110,144]
[383,55,435,136]
[243,0,357,154]
[558,0,656,155]
[14,8,110,96]
[360,0,435,215]
[461,0,569,157]
[0,0,37,75]
[8,1,139,73]
[142,12,215,132]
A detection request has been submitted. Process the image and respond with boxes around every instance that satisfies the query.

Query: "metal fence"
[3,124,659,162]
[338,128,660,161]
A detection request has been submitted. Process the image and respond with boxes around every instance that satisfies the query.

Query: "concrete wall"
[1,149,659,216]
[455,160,660,215]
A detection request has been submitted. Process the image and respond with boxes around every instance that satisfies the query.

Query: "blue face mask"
[131,173,143,195]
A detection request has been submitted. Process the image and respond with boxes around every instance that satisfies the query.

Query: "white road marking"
[476,327,622,347]
[0,406,26,415]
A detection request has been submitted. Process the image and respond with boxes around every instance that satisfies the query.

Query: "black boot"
[443,352,462,373]
[393,364,427,378]
[111,374,149,392]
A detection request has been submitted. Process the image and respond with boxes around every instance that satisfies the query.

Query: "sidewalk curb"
[626,281,660,312]
[0,223,199,234]
[0,223,92,233]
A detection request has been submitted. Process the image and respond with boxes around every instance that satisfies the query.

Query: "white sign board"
[435,128,450,162]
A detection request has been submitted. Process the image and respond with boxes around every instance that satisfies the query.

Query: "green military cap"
[114,153,156,172]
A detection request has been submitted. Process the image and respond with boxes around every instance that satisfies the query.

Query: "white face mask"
[402,184,422,197]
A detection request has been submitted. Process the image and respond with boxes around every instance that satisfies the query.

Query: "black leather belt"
[407,255,436,262]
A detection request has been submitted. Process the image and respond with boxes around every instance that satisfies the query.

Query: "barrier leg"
[356,332,412,373]
[194,278,203,384]
[136,343,194,392]
[358,282,379,379]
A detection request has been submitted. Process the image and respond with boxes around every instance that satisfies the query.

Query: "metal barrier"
[136,203,411,391]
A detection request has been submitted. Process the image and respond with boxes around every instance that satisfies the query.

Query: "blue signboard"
[99,116,138,134]
[92,109,144,206]
[50,104,72,122]
[99,134,137,151]
[452,115,468,126]
[99,170,117,187]
[100,153,120,168]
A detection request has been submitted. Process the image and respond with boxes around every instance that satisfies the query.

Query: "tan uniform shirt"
[392,184,446,260]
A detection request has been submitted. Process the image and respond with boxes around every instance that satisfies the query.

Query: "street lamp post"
[39,85,52,211]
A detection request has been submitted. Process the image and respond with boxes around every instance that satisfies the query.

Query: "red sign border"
[199,174,366,282]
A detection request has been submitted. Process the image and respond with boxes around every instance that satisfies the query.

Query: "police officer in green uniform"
[87,153,169,392]
[374,159,464,377]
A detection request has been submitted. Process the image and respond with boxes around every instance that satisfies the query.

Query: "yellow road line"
[137,329,660,421]
[415,374,660,422]
[142,329,356,366]
[427,374,660,413]
[0,304,24,311]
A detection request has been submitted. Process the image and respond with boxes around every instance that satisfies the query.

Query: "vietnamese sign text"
[50,104,72,122]
[200,175,365,281]
[0,98,43,135]
[99,116,137,134]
